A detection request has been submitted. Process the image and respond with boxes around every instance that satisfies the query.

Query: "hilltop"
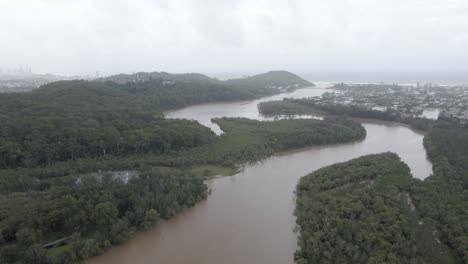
[101,71,218,84]
[101,70,314,92]
[225,70,314,91]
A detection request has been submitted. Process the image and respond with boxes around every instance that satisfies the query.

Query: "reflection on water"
[88,84,433,264]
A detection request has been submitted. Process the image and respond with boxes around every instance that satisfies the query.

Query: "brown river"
[88,83,433,264]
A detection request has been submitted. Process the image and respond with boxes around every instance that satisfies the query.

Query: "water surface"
[165,83,331,134]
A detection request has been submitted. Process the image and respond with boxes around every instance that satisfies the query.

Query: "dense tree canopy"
[258,98,435,131]
[0,71,312,170]
[410,120,468,263]
[0,169,208,263]
[0,72,363,263]
[0,78,269,169]
[277,100,468,263]
[295,153,455,264]
[0,116,366,263]
[0,117,366,194]
[224,70,314,90]
[102,70,314,89]
[151,117,366,169]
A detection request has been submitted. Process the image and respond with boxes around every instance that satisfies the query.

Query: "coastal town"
[321,83,468,121]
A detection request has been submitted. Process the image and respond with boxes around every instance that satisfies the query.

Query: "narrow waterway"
[88,83,433,264]
[165,83,332,134]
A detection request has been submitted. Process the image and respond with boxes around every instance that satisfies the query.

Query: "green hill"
[102,70,314,91]
[225,70,314,90]
[101,71,219,84]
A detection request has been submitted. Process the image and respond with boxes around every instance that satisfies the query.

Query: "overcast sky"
[1,0,468,76]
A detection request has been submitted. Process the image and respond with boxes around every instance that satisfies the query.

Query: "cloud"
[1,0,467,75]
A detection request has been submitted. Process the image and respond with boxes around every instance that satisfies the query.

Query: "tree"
[94,202,118,234]
[15,227,41,246]
[24,244,49,264]
[141,209,161,230]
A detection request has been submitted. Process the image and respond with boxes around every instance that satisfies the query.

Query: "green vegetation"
[104,70,314,90]
[0,117,365,195]
[0,117,365,263]
[0,70,363,264]
[155,117,366,168]
[259,98,435,131]
[224,70,314,90]
[0,169,207,263]
[295,153,455,264]
[100,71,220,84]
[0,71,311,170]
[279,99,468,263]
[409,120,468,263]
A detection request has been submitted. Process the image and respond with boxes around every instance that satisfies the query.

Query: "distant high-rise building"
[8,65,33,76]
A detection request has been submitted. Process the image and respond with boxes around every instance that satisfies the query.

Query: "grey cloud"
[1,0,467,76]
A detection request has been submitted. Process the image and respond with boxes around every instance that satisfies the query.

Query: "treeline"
[0,113,216,169]
[280,98,468,263]
[0,116,366,263]
[295,153,454,264]
[259,96,468,263]
[100,72,218,84]
[223,70,314,89]
[0,71,344,263]
[0,71,312,170]
[0,117,366,194]
[155,117,366,167]
[409,120,468,263]
[103,70,314,89]
[0,169,207,263]
[0,78,263,169]
[258,98,435,131]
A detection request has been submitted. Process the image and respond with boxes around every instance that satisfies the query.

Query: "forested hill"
[225,70,314,89]
[100,72,218,84]
[0,71,310,170]
[102,70,314,90]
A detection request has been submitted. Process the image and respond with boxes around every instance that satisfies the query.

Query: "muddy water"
[165,83,331,134]
[88,84,432,264]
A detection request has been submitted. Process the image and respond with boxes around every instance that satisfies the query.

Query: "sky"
[1,0,468,77]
